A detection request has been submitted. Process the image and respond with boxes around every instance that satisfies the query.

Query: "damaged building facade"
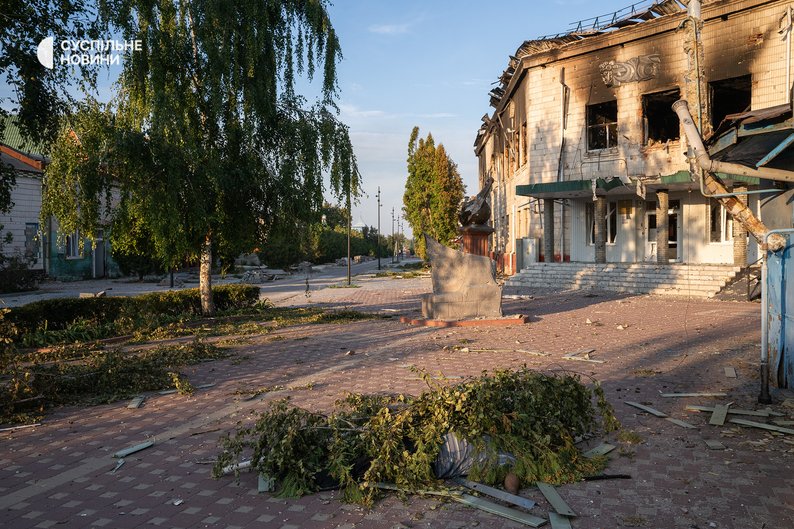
[476,0,794,292]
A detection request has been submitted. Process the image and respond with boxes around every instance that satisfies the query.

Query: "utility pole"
[391,207,396,264]
[377,187,381,270]
[347,191,352,286]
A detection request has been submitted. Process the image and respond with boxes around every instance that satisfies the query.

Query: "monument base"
[460,225,494,257]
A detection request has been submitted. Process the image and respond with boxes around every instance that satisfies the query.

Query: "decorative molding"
[599,54,661,87]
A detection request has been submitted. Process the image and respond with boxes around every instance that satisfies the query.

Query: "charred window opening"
[710,75,751,128]
[642,89,680,145]
[587,100,618,151]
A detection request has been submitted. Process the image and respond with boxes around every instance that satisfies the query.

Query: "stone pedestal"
[460,225,494,257]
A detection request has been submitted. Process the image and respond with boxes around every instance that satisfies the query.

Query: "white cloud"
[368,22,411,35]
[339,102,389,119]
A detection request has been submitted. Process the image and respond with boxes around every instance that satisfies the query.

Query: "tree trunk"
[200,233,215,316]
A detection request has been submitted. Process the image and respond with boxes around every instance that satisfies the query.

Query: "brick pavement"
[2,275,793,529]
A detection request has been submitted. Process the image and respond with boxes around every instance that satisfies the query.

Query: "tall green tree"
[403,127,465,259]
[0,0,98,212]
[42,0,360,314]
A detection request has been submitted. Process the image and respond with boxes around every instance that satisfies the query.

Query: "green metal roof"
[0,116,49,158]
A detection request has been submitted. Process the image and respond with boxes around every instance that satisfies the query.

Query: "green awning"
[516,178,625,199]
[660,170,760,186]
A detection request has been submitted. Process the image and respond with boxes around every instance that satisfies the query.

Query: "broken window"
[708,199,733,243]
[710,75,751,128]
[586,201,617,245]
[586,100,618,151]
[642,89,680,145]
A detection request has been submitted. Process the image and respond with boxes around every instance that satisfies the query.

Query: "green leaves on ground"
[0,338,225,423]
[213,368,619,504]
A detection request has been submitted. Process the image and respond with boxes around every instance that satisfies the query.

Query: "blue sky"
[2,0,638,235]
[325,0,634,232]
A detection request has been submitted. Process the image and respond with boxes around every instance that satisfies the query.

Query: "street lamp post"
[391,207,396,264]
[377,187,381,270]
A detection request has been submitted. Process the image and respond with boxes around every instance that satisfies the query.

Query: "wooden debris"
[685,405,776,417]
[127,396,145,409]
[536,482,576,517]
[451,477,536,511]
[660,392,727,398]
[221,460,252,475]
[624,401,667,417]
[549,512,573,529]
[729,418,794,435]
[563,348,603,363]
[0,423,41,433]
[665,417,696,429]
[582,474,631,481]
[582,443,616,458]
[113,440,154,458]
[455,494,547,527]
[709,404,730,426]
[773,420,794,426]
[471,348,550,357]
[724,367,737,378]
[704,439,726,450]
[111,459,125,473]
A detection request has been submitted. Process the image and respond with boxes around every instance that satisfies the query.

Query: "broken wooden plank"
[563,348,595,358]
[455,494,547,527]
[685,405,772,417]
[704,439,726,450]
[470,349,550,357]
[451,477,536,511]
[127,396,145,409]
[562,356,605,364]
[0,423,41,433]
[709,404,730,426]
[536,482,576,517]
[665,417,696,429]
[724,367,737,378]
[375,482,459,498]
[729,418,794,435]
[549,512,573,529]
[582,443,616,458]
[773,420,794,426]
[660,392,727,398]
[624,401,667,418]
[113,440,154,458]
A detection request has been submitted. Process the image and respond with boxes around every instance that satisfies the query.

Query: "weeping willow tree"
[42,0,360,314]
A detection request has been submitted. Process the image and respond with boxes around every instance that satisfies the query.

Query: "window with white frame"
[586,202,618,245]
[708,199,733,243]
[65,229,83,259]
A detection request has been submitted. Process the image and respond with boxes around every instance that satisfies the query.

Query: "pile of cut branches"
[213,367,619,505]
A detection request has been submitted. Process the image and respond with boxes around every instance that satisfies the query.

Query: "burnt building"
[476,0,794,296]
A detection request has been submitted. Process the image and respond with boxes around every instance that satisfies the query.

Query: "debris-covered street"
[2,274,791,529]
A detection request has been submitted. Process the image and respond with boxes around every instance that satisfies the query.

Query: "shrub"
[7,284,261,339]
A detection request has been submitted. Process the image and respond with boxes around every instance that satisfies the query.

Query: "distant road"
[0,257,421,308]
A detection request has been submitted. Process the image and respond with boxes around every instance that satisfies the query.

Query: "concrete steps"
[505,262,741,298]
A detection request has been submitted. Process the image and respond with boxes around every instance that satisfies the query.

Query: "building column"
[656,190,669,264]
[543,198,555,262]
[594,197,607,264]
[733,185,748,266]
